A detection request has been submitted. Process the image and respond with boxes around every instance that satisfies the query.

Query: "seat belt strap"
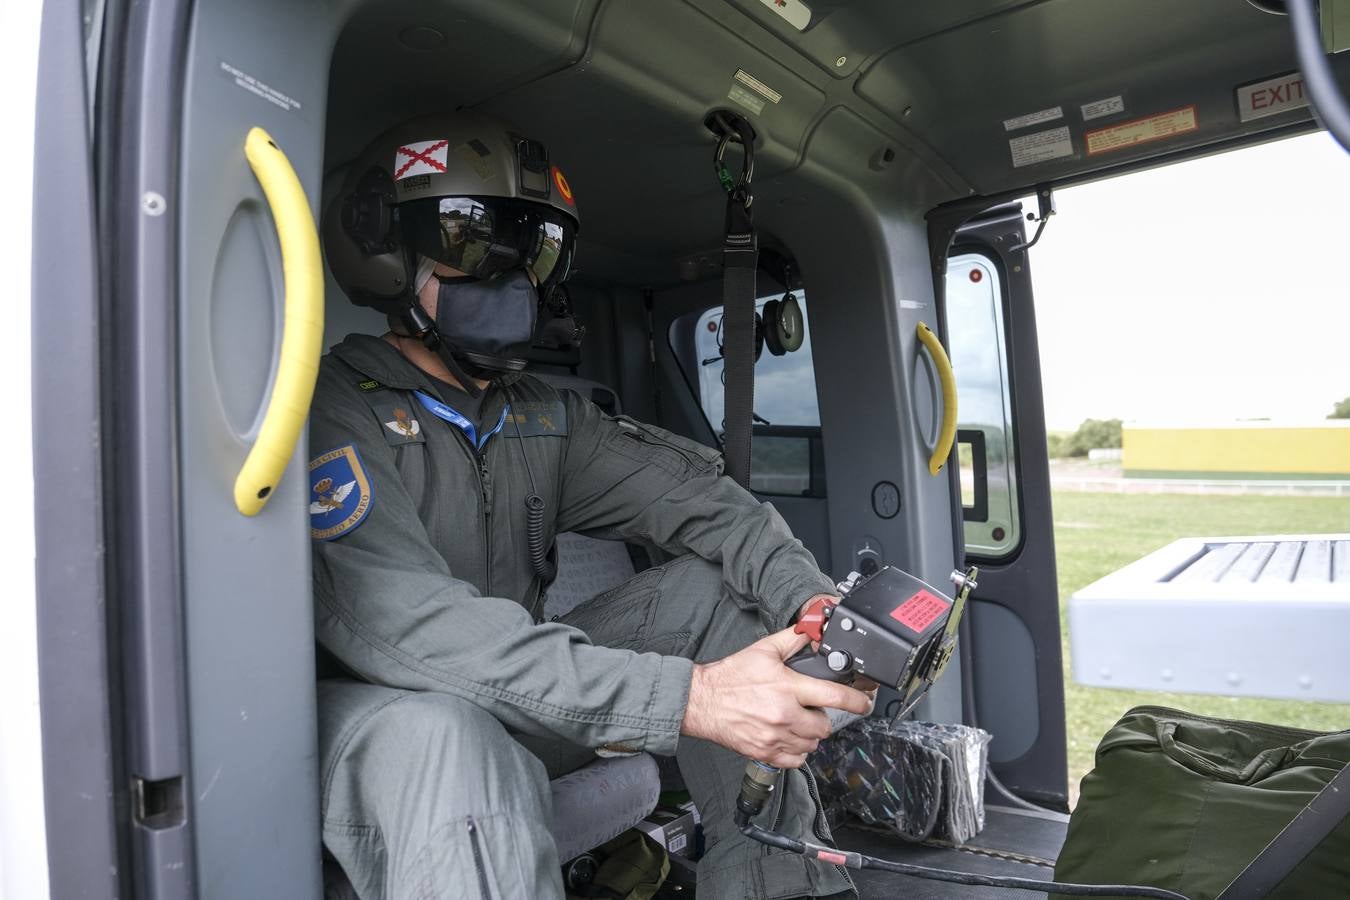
[1217,758,1350,899]
[711,112,757,490]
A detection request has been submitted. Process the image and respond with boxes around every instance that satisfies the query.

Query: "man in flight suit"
[314,110,871,899]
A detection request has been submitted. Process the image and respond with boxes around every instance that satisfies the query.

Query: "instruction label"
[1080,95,1125,121]
[756,0,811,30]
[219,59,304,116]
[1086,105,1197,156]
[1236,72,1307,122]
[728,69,780,116]
[1003,105,1063,132]
[1009,125,1073,167]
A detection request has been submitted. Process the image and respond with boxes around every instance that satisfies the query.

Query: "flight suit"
[310,333,855,899]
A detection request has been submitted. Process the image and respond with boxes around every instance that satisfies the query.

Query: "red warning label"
[890,589,950,633]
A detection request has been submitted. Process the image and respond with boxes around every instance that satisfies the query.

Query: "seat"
[527,372,669,862]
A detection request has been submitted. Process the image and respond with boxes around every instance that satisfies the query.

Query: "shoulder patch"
[309,445,373,541]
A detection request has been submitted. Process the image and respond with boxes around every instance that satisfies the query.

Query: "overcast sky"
[1026,131,1350,431]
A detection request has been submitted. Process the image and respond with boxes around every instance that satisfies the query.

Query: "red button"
[793,596,837,643]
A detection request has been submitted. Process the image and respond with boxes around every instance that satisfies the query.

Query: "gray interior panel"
[968,600,1041,764]
[179,0,348,894]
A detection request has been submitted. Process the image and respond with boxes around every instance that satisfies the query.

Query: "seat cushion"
[549,753,662,862]
[543,532,639,620]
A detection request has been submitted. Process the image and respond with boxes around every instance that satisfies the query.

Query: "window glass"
[947,253,1020,556]
[671,292,823,496]
[689,292,819,432]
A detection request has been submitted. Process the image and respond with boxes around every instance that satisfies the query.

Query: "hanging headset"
[763,262,805,357]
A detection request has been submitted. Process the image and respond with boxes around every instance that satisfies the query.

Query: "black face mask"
[433,269,538,375]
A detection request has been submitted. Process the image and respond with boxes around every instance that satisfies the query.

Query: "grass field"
[1053,491,1350,803]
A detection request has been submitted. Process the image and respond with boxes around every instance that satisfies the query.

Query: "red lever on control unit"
[793,596,837,643]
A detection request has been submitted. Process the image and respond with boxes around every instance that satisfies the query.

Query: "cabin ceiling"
[325,0,1339,285]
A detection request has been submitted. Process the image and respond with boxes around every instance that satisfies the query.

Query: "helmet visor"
[400,196,576,297]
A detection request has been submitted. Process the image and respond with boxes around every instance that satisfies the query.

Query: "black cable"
[506,387,555,582]
[1287,0,1350,155]
[740,824,1190,899]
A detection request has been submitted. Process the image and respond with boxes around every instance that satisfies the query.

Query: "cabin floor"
[656,804,1069,898]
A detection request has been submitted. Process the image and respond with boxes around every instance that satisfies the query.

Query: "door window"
[948,253,1020,557]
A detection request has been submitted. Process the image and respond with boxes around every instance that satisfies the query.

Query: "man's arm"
[555,392,836,630]
[309,369,692,754]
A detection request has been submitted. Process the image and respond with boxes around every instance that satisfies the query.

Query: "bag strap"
[1217,757,1350,899]
[709,111,757,490]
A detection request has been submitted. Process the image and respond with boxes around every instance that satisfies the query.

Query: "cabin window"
[673,293,824,497]
[948,253,1021,558]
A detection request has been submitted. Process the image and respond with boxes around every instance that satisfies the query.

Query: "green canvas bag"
[1054,706,1350,900]
[586,829,670,900]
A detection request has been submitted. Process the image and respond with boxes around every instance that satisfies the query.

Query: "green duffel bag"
[1054,706,1350,900]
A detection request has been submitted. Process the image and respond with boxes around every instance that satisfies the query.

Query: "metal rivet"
[142,191,167,216]
[835,56,847,68]
[1013,265,1023,272]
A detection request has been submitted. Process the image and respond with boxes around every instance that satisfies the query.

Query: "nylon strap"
[722,205,756,489]
[1217,758,1350,899]
[716,115,757,490]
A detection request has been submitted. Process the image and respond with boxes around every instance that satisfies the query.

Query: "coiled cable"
[507,387,556,583]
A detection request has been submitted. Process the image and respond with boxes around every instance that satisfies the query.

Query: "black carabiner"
[709,110,755,209]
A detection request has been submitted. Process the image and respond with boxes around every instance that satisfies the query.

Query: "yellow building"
[1123,421,1350,480]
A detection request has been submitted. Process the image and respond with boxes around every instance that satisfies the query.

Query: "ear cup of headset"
[763,299,785,356]
[773,293,804,353]
[323,165,411,310]
[753,311,766,361]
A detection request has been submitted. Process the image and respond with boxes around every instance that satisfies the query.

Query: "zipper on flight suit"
[430,404,494,597]
[466,816,493,898]
[475,449,493,595]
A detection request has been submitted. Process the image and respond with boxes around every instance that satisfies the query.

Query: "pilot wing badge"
[384,407,421,438]
[309,445,373,541]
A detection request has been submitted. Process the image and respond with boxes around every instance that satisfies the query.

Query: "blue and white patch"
[309,445,372,541]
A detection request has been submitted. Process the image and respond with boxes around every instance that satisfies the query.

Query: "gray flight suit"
[309,333,855,899]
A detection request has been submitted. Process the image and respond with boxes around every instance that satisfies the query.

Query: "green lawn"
[1053,491,1350,803]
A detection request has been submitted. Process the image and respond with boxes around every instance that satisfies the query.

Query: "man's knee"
[652,555,764,661]
[322,686,551,822]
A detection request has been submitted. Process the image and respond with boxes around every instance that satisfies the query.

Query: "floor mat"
[840,804,1069,899]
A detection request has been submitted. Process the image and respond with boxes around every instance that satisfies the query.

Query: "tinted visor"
[400,196,576,297]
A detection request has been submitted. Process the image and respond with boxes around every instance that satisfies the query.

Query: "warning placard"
[1009,125,1073,168]
[1086,106,1197,156]
[890,589,951,634]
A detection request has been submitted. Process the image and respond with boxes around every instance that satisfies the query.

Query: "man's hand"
[680,627,874,769]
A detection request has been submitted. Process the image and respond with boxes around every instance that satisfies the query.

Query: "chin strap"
[399,301,489,399]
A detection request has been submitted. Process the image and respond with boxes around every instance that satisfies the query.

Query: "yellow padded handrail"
[916,321,958,477]
[233,127,324,516]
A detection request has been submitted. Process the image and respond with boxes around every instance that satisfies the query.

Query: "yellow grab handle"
[233,127,324,516]
[916,321,958,477]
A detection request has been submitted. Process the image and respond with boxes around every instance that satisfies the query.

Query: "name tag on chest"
[505,400,568,438]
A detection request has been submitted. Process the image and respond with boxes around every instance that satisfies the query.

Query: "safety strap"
[711,112,757,490]
[1217,758,1350,899]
